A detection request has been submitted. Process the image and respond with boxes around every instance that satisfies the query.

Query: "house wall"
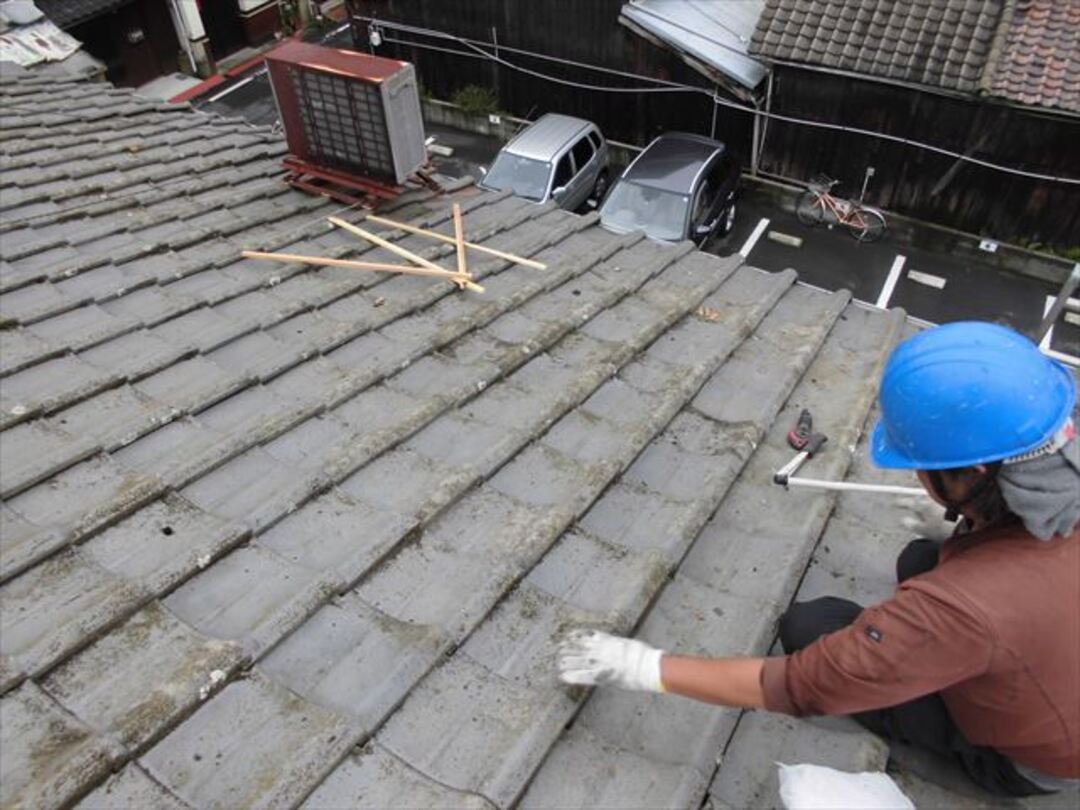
[67,0,180,86]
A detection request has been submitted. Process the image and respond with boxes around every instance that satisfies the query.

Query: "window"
[599,181,691,242]
[691,180,715,229]
[572,136,594,173]
[553,153,573,189]
[482,153,552,202]
[588,131,602,150]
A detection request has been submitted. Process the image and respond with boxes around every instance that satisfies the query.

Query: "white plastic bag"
[777,762,915,810]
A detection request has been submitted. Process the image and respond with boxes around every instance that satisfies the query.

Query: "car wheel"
[720,201,737,235]
[591,171,610,204]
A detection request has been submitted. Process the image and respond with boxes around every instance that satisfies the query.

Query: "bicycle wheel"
[850,207,886,242]
[796,191,824,225]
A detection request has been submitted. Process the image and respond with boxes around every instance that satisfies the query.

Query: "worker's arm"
[558,582,991,715]
[557,630,765,708]
[762,584,993,716]
[662,655,766,708]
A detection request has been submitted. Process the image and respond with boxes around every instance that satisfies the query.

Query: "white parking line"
[1041,296,1055,351]
[1040,295,1080,347]
[907,269,946,289]
[207,70,266,103]
[1039,295,1080,366]
[739,217,770,257]
[874,254,906,308]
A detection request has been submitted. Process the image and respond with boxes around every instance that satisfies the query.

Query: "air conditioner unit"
[266,41,426,186]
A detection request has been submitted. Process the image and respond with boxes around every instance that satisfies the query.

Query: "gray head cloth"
[997,413,1080,541]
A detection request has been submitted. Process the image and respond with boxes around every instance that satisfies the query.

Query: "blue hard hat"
[871,321,1076,470]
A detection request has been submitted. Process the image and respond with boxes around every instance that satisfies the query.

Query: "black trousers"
[778,539,1048,797]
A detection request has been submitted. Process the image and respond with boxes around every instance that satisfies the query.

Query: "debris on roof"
[0,66,948,809]
[0,2,102,81]
[619,0,768,95]
[0,18,76,65]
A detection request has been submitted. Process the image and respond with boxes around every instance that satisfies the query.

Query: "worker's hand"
[557,629,664,692]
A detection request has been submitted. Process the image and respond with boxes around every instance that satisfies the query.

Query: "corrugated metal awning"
[619,0,767,93]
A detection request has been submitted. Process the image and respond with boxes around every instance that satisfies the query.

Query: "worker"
[559,322,1079,797]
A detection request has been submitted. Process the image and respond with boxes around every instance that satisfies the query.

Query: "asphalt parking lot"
[713,190,1079,358]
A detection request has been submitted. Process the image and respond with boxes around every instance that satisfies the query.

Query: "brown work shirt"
[761,522,1080,778]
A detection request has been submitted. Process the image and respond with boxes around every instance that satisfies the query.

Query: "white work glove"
[557,629,665,692]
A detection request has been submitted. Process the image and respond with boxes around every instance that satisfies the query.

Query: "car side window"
[588,131,601,150]
[691,178,715,229]
[571,137,594,175]
[553,153,573,189]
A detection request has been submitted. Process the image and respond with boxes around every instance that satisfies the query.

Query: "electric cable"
[361,16,1080,186]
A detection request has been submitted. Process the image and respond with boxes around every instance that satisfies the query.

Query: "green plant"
[1015,238,1080,262]
[279,0,299,35]
[451,85,500,116]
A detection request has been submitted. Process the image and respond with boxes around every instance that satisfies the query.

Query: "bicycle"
[796,175,887,242]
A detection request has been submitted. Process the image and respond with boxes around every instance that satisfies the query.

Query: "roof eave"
[618,13,765,105]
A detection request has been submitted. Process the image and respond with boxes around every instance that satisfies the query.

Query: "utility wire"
[363,16,1080,186]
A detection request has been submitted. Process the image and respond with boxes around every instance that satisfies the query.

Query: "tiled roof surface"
[985,0,1080,113]
[750,0,1004,93]
[33,0,128,29]
[0,69,924,808]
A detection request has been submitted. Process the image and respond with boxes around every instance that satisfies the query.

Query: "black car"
[599,133,740,246]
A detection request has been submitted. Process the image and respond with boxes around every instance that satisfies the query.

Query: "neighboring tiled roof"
[750,0,1004,94]
[0,68,911,808]
[34,0,128,29]
[984,0,1080,113]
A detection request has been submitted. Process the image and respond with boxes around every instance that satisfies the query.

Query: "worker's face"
[916,466,988,508]
[916,470,947,506]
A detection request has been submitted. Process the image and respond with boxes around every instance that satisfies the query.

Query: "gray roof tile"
[0,327,62,376]
[0,547,145,681]
[0,354,120,428]
[81,493,248,594]
[139,673,352,809]
[73,763,191,810]
[379,652,573,807]
[0,682,117,810]
[1,66,919,809]
[0,419,100,499]
[750,0,1004,93]
[162,544,332,657]
[302,742,494,810]
[259,591,445,730]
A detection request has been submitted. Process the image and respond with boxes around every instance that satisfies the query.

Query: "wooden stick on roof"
[327,216,454,274]
[452,202,468,279]
[364,213,547,270]
[241,250,484,292]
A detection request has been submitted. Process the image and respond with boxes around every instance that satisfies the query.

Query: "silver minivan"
[479,113,610,210]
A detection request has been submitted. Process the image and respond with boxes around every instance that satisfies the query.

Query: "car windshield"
[599,181,690,241]
[481,153,551,202]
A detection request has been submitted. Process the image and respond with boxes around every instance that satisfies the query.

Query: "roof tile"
[0,63,917,810]
[750,0,1013,96]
